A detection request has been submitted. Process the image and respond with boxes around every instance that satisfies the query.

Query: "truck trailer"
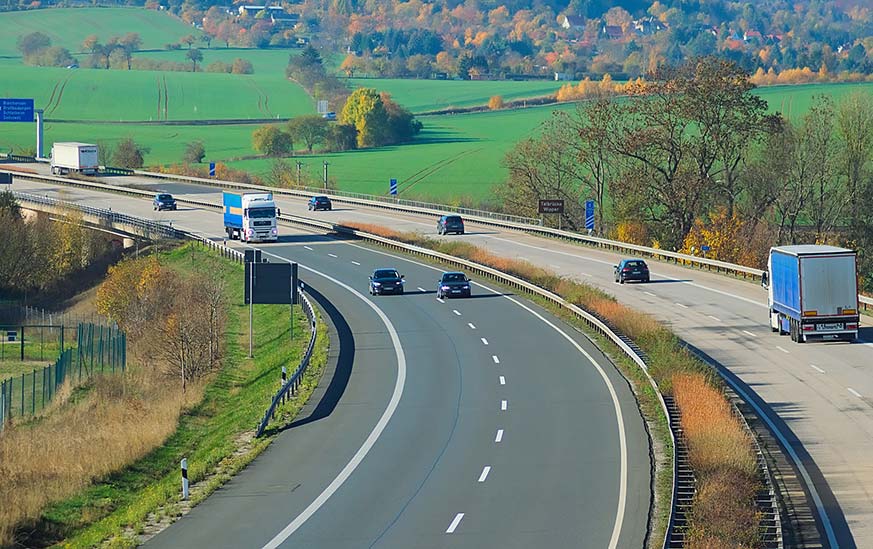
[223,191,279,242]
[764,245,859,343]
[50,142,99,176]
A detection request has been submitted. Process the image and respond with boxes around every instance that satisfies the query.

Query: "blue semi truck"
[223,191,279,242]
[764,245,859,343]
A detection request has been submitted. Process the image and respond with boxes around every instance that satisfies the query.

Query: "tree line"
[500,57,873,290]
[0,192,114,298]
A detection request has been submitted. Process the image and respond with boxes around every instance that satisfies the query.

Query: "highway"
[5,173,651,548]
[9,164,873,546]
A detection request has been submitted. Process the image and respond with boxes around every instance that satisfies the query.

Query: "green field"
[347,78,566,113]
[755,82,873,120]
[132,48,298,76]
[0,64,313,121]
[0,7,193,57]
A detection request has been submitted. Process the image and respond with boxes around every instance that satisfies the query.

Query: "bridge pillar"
[122,237,136,249]
[19,207,40,222]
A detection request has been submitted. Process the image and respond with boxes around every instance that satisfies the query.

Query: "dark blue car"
[153,193,177,211]
[369,268,404,295]
[437,272,471,298]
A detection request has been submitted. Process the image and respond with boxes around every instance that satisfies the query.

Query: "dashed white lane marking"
[501,400,507,411]
[417,287,427,292]
[499,375,506,385]
[351,261,361,266]
[849,388,863,398]
[644,291,656,297]
[446,513,464,534]
[675,303,689,309]
[328,253,338,258]
[478,466,491,482]
[495,429,504,443]
[776,346,790,354]
[742,330,757,337]
[481,338,489,345]
[468,323,476,330]
[492,355,500,364]
[810,364,826,374]
[708,315,722,322]
[453,310,462,316]
[436,298,445,303]
[303,246,313,250]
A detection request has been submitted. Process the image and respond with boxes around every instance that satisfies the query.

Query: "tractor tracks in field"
[44,76,71,116]
[397,147,483,196]
[156,75,169,121]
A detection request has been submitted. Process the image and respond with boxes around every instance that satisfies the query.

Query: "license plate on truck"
[817,323,844,331]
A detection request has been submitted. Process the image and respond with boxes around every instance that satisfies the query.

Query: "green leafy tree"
[252,125,293,156]
[113,137,148,168]
[325,124,358,152]
[187,48,204,71]
[340,88,389,148]
[184,141,207,163]
[287,115,328,152]
[16,32,51,57]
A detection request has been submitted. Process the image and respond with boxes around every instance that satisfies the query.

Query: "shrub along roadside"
[4,242,328,548]
[342,221,760,547]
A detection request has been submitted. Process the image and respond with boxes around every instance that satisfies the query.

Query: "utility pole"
[296,161,302,187]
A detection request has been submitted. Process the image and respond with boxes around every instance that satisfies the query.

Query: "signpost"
[244,255,297,358]
[0,173,11,185]
[585,200,595,233]
[538,199,564,229]
[0,98,34,122]
[389,178,398,196]
[701,245,711,258]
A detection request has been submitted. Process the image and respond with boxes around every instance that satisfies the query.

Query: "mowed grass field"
[347,77,566,113]
[0,64,313,121]
[132,48,298,76]
[0,7,193,56]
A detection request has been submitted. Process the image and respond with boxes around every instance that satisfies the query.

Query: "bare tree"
[836,92,873,227]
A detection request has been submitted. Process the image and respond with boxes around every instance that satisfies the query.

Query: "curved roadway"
[5,172,650,548]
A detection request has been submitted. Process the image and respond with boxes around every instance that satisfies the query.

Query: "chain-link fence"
[0,323,125,429]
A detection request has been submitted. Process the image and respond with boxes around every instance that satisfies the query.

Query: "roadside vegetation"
[342,220,760,547]
[0,242,328,547]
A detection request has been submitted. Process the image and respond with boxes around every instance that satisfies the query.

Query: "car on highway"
[308,195,332,211]
[437,272,472,298]
[614,259,650,284]
[153,193,177,211]
[437,215,464,235]
[369,268,404,295]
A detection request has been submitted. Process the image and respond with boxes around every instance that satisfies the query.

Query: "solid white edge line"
[810,364,826,374]
[478,466,491,482]
[257,254,407,549]
[481,338,489,345]
[296,236,629,549]
[848,387,862,398]
[468,323,476,329]
[445,513,464,534]
[495,429,504,443]
[492,355,500,364]
[501,400,507,411]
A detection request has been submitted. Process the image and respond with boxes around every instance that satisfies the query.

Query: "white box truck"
[223,191,279,242]
[764,245,859,342]
[50,142,99,176]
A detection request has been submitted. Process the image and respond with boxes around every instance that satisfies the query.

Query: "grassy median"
[0,243,329,547]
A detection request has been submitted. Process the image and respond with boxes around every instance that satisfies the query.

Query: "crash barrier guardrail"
[3,167,870,312]
[0,323,125,430]
[255,287,318,438]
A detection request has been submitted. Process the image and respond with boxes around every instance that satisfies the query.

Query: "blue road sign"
[585,200,595,231]
[389,178,398,195]
[0,98,34,122]
[209,162,216,177]
[701,245,711,252]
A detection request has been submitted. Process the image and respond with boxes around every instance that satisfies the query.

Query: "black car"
[369,268,404,295]
[437,272,471,298]
[308,196,332,211]
[614,259,650,284]
[437,215,464,235]
[153,193,177,211]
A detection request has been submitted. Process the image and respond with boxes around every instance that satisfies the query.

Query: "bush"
[112,137,148,168]
[252,125,293,157]
[183,140,206,164]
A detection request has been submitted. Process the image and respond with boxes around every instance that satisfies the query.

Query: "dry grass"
[673,373,759,547]
[0,370,200,546]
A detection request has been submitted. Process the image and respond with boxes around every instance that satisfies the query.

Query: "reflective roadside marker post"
[390,178,398,199]
[181,458,189,500]
[585,200,595,235]
[209,162,216,177]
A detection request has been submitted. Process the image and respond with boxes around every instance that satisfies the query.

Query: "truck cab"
[223,192,279,242]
